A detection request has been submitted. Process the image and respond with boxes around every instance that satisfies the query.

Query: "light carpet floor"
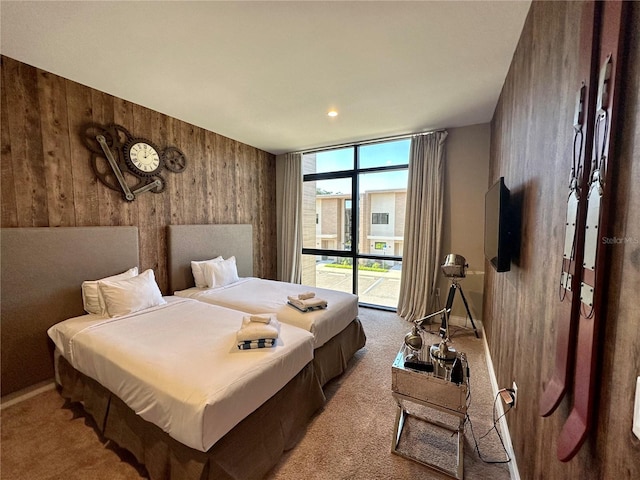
[1,307,513,479]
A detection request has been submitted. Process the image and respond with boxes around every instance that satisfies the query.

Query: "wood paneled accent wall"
[1,55,277,293]
[485,2,639,478]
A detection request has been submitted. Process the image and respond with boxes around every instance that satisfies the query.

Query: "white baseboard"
[480,325,521,480]
[1,380,56,410]
[449,314,481,329]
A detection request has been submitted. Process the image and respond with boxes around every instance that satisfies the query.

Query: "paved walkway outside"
[314,263,402,308]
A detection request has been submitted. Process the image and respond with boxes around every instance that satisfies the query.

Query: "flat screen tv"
[484,177,511,272]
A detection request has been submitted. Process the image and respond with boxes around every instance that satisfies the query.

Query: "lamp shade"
[441,254,467,278]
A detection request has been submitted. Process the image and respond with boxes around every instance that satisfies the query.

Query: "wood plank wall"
[1,55,277,293]
[485,1,640,478]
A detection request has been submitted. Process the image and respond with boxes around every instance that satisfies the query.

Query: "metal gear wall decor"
[81,123,187,201]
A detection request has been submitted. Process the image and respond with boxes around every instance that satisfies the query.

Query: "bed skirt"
[313,317,366,387]
[56,356,325,480]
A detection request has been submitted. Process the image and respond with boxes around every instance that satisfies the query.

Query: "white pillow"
[191,256,223,288]
[203,256,240,288]
[97,269,166,317]
[81,267,138,315]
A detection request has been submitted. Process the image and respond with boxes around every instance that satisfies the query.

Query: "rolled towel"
[237,339,276,350]
[298,291,315,300]
[249,313,275,323]
[236,316,280,342]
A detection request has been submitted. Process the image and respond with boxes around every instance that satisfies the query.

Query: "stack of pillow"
[191,256,240,289]
[81,267,165,318]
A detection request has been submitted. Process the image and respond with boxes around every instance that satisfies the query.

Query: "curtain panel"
[276,152,303,283]
[397,131,448,321]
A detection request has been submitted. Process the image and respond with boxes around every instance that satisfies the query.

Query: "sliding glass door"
[301,139,409,309]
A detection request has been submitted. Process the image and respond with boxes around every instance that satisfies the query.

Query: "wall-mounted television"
[484,176,511,272]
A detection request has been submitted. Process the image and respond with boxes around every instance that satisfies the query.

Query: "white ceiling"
[1,1,530,155]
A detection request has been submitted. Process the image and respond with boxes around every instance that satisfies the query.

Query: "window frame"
[301,139,409,310]
[371,212,390,225]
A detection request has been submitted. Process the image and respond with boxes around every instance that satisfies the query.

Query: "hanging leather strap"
[557,0,627,462]
[539,1,599,418]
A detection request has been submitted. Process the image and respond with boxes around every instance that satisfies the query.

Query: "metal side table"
[391,345,468,479]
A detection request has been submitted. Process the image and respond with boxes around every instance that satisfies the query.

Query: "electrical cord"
[407,338,513,464]
[464,368,513,464]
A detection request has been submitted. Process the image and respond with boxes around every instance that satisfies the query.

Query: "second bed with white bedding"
[48,297,314,452]
[175,277,359,348]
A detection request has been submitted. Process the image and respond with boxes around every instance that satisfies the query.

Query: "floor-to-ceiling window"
[301,139,409,309]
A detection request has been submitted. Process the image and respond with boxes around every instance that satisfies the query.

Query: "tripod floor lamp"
[440,254,479,339]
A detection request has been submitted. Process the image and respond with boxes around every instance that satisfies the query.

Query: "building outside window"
[301,139,409,309]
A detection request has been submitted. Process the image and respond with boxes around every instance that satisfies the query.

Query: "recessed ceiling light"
[327,110,338,117]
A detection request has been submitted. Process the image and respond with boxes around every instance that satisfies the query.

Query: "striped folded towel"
[237,339,277,350]
[287,296,328,312]
[236,315,280,343]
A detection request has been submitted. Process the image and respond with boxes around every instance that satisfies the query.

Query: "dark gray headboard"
[167,224,253,293]
[0,227,139,396]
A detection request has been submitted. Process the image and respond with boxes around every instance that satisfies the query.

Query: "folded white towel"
[249,313,275,323]
[298,291,316,300]
[236,316,280,342]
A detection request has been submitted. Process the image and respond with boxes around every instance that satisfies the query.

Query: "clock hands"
[132,179,163,196]
[96,134,135,201]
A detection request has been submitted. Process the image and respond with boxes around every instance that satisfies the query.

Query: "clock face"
[130,142,160,172]
[125,140,162,176]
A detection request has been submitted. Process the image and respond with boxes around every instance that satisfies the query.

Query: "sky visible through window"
[314,139,409,193]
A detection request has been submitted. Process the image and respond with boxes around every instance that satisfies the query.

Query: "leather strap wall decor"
[556,0,627,462]
[539,1,600,419]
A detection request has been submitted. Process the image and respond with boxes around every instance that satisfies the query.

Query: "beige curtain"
[276,152,303,283]
[397,131,448,321]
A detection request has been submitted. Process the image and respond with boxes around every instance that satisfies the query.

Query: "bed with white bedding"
[175,278,358,349]
[167,224,367,386]
[2,226,325,480]
[48,297,315,452]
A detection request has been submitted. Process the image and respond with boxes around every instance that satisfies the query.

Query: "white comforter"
[47,297,314,452]
[175,278,359,348]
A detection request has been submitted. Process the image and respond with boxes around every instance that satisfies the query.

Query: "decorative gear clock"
[82,123,187,201]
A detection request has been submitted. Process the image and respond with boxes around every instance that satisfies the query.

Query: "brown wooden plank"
[203,130,216,222]
[150,109,169,293]
[166,115,184,225]
[37,69,75,227]
[192,125,207,225]
[1,58,18,227]
[180,122,198,223]
[212,133,222,223]
[224,138,238,223]
[65,79,100,226]
[3,57,48,226]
